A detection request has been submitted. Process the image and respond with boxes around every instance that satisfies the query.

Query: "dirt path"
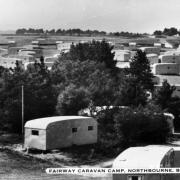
[0,149,111,180]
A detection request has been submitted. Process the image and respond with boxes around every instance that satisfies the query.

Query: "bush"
[95,108,124,156]
[56,84,90,115]
[114,108,171,147]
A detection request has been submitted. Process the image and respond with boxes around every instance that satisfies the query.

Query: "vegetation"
[120,50,154,106]
[0,39,173,152]
[56,84,90,115]
[15,28,144,37]
[153,80,180,131]
[0,60,56,133]
[153,80,176,109]
[114,107,171,147]
[154,27,179,36]
[68,40,116,69]
[109,31,143,37]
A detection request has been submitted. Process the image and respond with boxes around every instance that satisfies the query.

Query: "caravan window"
[72,128,77,133]
[31,130,39,136]
[88,126,93,131]
[128,176,144,180]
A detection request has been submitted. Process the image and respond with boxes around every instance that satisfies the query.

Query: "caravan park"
[2,0,180,179]
[0,29,180,179]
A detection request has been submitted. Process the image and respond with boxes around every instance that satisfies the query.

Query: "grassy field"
[0,133,111,180]
[0,149,112,180]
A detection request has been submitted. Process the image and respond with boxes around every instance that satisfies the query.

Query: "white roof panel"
[113,145,174,168]
[25,116,94,130]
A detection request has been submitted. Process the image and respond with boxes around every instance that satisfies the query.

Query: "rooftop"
[113,145,174,168]
[24,116,94,130]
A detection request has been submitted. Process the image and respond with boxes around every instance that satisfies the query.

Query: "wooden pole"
[22,85,24,135]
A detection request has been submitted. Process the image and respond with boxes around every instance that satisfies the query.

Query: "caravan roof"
[113,145,174,169]
[25,116,93,130]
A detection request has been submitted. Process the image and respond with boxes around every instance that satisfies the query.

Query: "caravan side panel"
[46,118,97,150]
[24,128,46,150]
[46,120,72,149]
[71,118,97,145]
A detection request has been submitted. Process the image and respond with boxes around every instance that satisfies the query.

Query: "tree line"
[0,40,179,154]
[16,28,143,37]
[154,27,179,36]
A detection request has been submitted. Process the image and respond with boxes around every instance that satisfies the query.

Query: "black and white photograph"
[1,0,180,179]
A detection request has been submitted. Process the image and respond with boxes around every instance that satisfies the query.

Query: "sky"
[0,0,180,33]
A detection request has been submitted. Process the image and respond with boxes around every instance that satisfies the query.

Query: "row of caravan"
[113,48,180,64]
[150,53,180,75]
[0,56,57,70]
[112,48,160,62]
[113,50,180,63]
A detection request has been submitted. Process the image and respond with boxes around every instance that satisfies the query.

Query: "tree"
[62,40,116,69]
[163,27,178,36]
[0,61,56,133]
[153,80,180,131]
[118,76,148,106]
[153,80,176,109]
[51,59,124,108]
[56,84,90,115]
[167,97,180,131]
[114,107,171,147]
[154,30,162,36]
[122,50,154,106]
[129,49,154,91]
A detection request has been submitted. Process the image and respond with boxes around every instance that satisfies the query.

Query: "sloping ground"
[0,149,111,180]
[0,133,112,179]
[0,133,114,167]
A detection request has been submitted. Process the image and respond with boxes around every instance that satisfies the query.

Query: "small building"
[147,54,159,64]
[113,145,175,180]
[129,42,137,51]
[32,39,57,49]
[8,54,35,63]
[19,49,42,58]
[8,40,16,47]
[164,51,180,56]
[44,62,54,70]
[32,41,39,45]
[164,41,173,49]
[24,61,53,70]
[159,54,180,64]
[24,116,97,150]
[8,47,25,55]
[42,49,61,57]
[112,50,131,62]
[56,41,63,44]
[151,63,179,75]
[57,42,73,53]
[18,50,36,57]
[154,42,162,48]
[0,48,8,56]
[0,57,23,69]
[139,47,160,55]
[44,56,58,63]
[116,62,130,69]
